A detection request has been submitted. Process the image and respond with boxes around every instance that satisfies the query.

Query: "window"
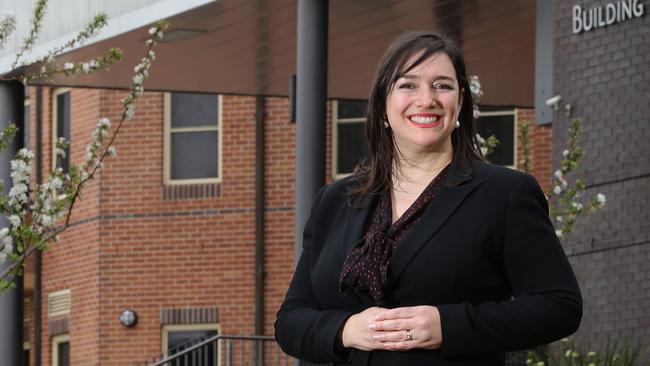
[23,341,30,366]
[162,324,219,365]
[476,110,516,167]
[52,334,70,366]
[332,100,369,179]
[24,98,30,150]
[164,92,221,185]
[52,88,71,173]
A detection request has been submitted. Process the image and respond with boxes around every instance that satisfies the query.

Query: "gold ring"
[405,330,414,341]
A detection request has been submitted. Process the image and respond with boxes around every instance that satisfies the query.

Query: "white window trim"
[163,93,223,185]
[161,323,220,360]
[51,88,71,172]
[331,100,367,181]
[478,109,517,169]
[51,334,69,366]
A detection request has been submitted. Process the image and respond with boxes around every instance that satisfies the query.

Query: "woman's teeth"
[409,116,439,124]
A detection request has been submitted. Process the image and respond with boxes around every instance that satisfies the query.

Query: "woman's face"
[385,51,463,156]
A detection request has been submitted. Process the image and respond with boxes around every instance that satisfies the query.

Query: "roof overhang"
[8,0,536,106]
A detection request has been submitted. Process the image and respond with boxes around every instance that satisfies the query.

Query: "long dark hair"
[349,31,485,208]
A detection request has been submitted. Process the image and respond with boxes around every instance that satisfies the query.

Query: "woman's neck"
[392,148,453,189]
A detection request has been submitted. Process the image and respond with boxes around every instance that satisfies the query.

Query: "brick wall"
[516,108,553,193]
[553,0,650,359]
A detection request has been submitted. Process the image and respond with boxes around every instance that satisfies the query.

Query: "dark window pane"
[168,329,218,365]
[58,341,70,366]
[56,92,70,173]
[171,131,219,180]
[171,93,218,128]
[477,114,515,166]
[23,349,29,366]
[24,105,30,150]
[338,123,368,174]
[338,100,367,119]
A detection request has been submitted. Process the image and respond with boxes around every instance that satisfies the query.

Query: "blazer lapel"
[390,162,484,280]
[340,195,375,256]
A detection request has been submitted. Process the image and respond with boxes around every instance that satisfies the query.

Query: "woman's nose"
[415,87,438,107]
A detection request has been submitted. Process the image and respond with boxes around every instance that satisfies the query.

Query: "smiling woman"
[275,31,582,366]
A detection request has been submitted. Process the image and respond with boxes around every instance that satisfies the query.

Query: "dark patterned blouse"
[339,165,450,306]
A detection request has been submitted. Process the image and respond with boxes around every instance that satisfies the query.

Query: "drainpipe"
[254,95,265,337]
[34,86,43,366]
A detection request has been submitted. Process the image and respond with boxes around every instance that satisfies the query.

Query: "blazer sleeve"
[274,184,354,364]
[437,173,583,357]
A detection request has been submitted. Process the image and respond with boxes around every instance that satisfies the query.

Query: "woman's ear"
[458,88,465,108]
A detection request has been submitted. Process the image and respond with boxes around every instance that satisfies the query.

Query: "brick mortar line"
[568,240,650,258]
[65,206,294,227]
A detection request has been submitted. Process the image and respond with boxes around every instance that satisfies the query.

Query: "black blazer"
[275,161,582,365]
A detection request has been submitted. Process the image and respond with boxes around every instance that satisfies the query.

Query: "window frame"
[331,100,368,180]
[51,334,70,366]
[24,97,31,150]
[51,88,71,172]
[163,92,223,185]
[477,109,517,169]
[161,323,221,360]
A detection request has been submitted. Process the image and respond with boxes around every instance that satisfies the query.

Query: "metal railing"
[136,335,293,366]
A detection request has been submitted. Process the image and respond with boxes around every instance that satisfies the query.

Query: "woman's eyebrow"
[399,74,456,82]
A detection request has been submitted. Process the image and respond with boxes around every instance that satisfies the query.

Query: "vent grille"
[48,289,71,316]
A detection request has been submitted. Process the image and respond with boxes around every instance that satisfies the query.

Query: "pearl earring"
[455,120,460,129]
[384,121,389,128]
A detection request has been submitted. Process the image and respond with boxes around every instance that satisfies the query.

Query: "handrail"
[145,334,276,366]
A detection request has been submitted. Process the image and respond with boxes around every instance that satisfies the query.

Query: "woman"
[275,31,582,365]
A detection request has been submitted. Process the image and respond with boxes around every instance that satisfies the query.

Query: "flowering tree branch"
[0,19,169,292]
[470,75,499,157]
[1,1,123,84]
[518,118,605,238]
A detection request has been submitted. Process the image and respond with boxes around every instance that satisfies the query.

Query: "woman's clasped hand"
[342,306,443,351]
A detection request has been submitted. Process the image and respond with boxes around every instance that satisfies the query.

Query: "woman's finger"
[381,340,414,351]
[372,330,413,342]
[369,318,410,331]
[374,306,415,321]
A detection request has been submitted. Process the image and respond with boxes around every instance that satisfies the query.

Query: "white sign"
[573,0,645,34]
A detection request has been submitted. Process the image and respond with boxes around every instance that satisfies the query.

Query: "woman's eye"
[398,82,415,89]
[434,83,453,90]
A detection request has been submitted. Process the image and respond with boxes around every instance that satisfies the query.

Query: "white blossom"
[553,185,562,194]
[40,215,53,226]
[7,215,21,227]
[55,147,66,158]
[480,146,488,156]
[133,73,144,85]
[125,104,135,120]
[555,229,563,238]
[554,169,563,179]
[149,26,157,35]
[571,202,583,211]
[556,216,563,222]
[64,62,74,71]
[49,176,63,191]
[81,62,91,73]
[562,149,569,158]
[596,193,606,205]
[107,146,117,157]
[99,117,110,129]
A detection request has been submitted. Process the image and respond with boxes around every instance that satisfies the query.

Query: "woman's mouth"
[407,114,442,128]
